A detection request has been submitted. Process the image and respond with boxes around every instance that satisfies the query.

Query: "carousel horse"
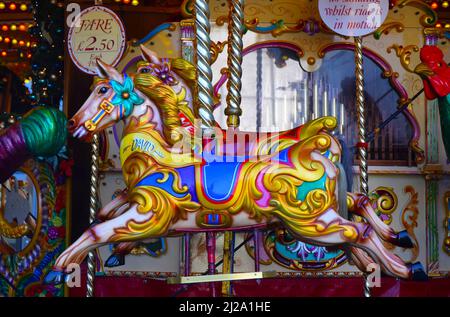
[0,107,67,183]
[45,46,427,284]
[0,107,66,243]
[415,45,450,159]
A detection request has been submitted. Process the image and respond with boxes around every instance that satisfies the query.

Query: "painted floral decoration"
[151,59,178,86]
[110,76,145,117]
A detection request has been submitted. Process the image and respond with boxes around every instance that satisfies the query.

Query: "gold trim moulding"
[167,271,277,284]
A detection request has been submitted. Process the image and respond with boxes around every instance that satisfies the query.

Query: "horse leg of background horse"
[284,208,425,280]
[348,193,414,249]
[346,246,391,278]
[104,241,137,267]
[96,189,129,221]
[44,204,153,285]
[93,191,141,267]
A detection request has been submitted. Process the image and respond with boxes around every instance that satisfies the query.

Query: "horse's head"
[137,45,195,101]
[68,59,145,140]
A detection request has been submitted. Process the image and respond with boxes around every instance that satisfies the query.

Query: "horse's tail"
[335,162,349,220]
[337,135,354,192]
[335,135,353,220]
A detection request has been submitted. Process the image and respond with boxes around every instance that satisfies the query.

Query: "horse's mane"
[133,58,196,146]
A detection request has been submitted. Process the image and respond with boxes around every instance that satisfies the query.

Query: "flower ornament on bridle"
[139,58,179,86]
[84,75,144,132]
[110,76,145,118]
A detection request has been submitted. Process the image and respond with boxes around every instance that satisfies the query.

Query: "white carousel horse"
[44,46,426,284]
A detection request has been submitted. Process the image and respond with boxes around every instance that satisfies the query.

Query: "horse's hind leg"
[285,208,424,280]
[355,225,426,280]
[348,193,414,248]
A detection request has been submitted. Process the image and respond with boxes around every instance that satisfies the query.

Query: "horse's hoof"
[44,270,65,285]
[104,253,125,268]
[408,262,428,281]
[144,238,164,257]
[395,230,414,249]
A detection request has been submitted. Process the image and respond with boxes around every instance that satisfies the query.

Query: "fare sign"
[68,6,126,75]
[318,0,389,37]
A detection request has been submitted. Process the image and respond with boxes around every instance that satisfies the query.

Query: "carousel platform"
[68,265,449,297]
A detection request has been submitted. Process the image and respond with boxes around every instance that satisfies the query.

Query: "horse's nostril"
[68,119,76,128]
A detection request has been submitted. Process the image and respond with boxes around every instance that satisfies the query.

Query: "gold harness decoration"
[84,99,115,132]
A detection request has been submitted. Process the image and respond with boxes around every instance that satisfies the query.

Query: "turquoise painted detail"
[137,23,174,45]
[296,173,327,201]
[245,19,285,34]
[275,239,343,262]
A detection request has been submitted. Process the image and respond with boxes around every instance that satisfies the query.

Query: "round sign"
[319,0,389,37]
[67,6,126,75]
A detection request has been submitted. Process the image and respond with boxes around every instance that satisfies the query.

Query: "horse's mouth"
[73,126,89,140]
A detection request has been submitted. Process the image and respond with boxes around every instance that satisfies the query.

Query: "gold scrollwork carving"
[402,186,420,262]
[216,16,307,37]
[387,44,420,73]
[373,22,405,40]
[246,18,305,37]
[210,41,228,65]
[397,0,438,27]
[370,186,398,225]
[196,210,233,229]
[444,192,450,255]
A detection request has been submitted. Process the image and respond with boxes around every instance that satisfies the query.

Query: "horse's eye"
[140,68,150,73]
[99,87,109,94]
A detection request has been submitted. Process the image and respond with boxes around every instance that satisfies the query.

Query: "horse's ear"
[140,44,160,64]
[95,59,122,83]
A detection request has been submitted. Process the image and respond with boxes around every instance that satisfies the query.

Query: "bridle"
[84,98,116,132]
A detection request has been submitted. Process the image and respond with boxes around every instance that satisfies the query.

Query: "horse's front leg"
[348,193,414,249]
[44,204,153,285]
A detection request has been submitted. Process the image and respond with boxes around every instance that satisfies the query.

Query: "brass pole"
[354,36,371,298]
[224,0,244,127]
[86,134,99,297]
[194,0,216,130]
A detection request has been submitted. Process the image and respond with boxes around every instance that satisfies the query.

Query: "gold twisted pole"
[194,0,215,130]
[86,134,99,297]
[225,0,244,127]
[355,37,368,197]
[354,36,371,298]
[221,231,233,296]
[221,0,244,296]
